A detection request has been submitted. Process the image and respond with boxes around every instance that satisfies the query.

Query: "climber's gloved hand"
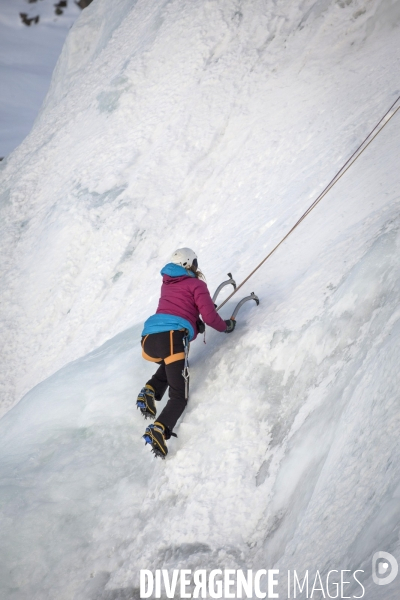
[224,319,236,333]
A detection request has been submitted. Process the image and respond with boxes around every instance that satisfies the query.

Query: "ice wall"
[0,0,399,598]
[1,0,399,412]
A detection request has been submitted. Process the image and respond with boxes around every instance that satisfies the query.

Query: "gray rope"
[217,95,400,311]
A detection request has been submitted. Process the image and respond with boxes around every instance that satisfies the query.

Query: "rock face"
[54,1,68,16]
[75,0,93,8]
[19,12,40,25]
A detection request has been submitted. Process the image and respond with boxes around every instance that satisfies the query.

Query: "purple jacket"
[152,263,227,340]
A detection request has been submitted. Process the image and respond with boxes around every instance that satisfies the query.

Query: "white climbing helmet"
[170,247,198,269]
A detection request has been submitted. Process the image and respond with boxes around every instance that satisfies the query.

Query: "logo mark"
[372,552,398,586]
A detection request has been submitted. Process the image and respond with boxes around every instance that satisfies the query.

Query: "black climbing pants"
[141,330,188,432]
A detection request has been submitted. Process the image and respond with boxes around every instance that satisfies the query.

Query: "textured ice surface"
[0,0,399,598]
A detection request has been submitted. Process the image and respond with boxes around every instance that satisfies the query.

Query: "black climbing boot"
[142,421,168,458]
[136,385,156,419]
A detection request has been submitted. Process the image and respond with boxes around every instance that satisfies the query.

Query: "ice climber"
[137,248,236,458]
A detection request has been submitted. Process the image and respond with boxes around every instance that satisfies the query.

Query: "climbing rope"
[217,95,400,311]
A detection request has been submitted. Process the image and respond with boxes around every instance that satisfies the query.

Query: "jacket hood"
[161,263,195,278]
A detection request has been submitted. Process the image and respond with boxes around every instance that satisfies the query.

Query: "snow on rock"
[0,0,83,156]
[0,0,399,598]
